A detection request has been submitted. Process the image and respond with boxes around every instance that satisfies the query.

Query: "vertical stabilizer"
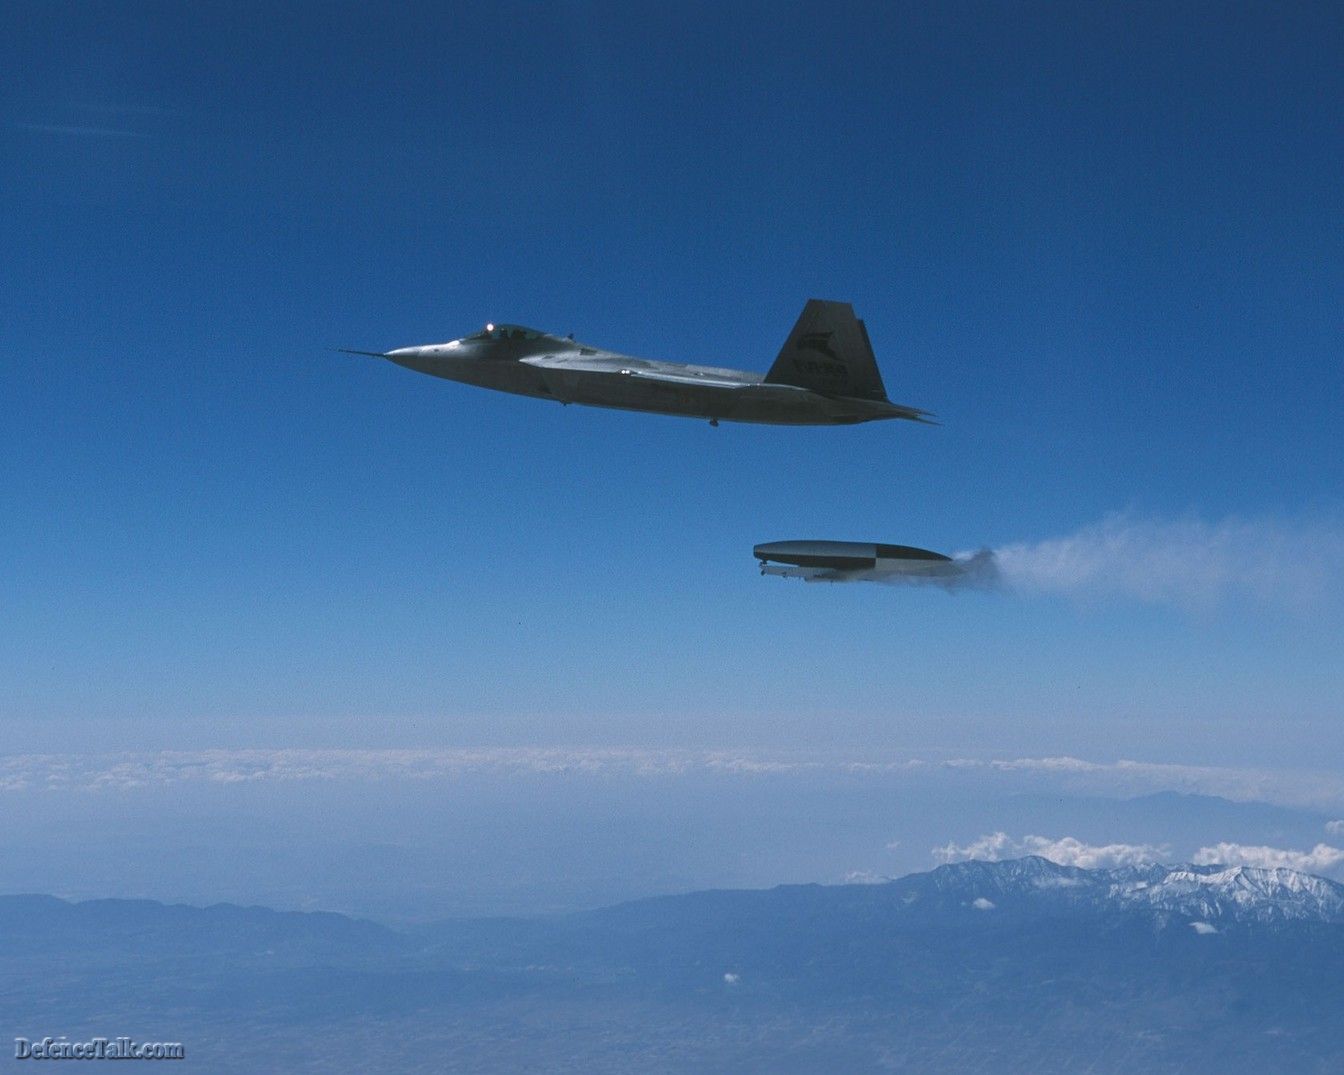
[763,299,889,401]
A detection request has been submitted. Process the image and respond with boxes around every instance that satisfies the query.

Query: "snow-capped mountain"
[1109,863,1344,922]
[911,856,1344,924]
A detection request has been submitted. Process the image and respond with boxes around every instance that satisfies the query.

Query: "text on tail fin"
[763,299,889,401]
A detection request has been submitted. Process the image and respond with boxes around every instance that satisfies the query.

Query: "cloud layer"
[933,832,1169,869]
[1192,842,1344,875]
[3,748,1343,810]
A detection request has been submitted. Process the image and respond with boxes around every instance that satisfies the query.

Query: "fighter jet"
[755,540,968,583]
[342,300,931,426]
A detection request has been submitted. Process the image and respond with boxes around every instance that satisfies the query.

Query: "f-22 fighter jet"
[344,299,931,426]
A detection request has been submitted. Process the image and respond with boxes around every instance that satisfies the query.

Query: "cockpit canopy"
[465,323,546,342]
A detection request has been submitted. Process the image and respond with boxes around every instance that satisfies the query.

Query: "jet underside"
[760,563,961,582]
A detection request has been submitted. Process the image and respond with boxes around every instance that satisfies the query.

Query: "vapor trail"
[986,512,1343,610]
[860,549,1001,591]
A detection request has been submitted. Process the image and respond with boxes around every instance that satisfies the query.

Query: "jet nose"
[386,342,464,361]
[381,345,438,373]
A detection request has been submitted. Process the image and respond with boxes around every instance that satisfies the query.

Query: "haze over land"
[3,747,1342,921]
[6,858,1343,1073]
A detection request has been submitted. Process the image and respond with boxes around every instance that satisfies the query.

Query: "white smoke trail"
[987,512,1344,610]
[864,549,1001,592]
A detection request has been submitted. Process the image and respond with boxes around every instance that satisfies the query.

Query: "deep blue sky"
[2,2,1341,766]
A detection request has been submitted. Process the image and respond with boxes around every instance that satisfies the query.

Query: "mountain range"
[892,855,1344,922]
[3,858,1342,1072]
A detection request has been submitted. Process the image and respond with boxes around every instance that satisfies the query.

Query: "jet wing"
[520,353,761,390]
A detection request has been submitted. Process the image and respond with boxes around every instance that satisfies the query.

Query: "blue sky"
[2,2,1341,771]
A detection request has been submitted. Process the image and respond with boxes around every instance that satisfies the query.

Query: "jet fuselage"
[754,540,966,582]
[352,301,931,427]
[383,334,912,426]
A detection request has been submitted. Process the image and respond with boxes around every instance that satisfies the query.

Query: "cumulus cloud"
[934,832,1169,869]
[990,512,1344,611]
[722,973,740,985]
[1190,922,1218,935]
[1192,842,1344,876]
[932,832,1017,863]
[971,897,996,910]
[843,871,891,885]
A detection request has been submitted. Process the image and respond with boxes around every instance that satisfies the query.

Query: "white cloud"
[722,973,739,985]
[1190,922,1218,935]
[933,832,1017,862]
[934,832,1169,869]
[843,871,891,885]
[971,897,996,910]
[1326,820,1344,838]
[1192,842,1344,876]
